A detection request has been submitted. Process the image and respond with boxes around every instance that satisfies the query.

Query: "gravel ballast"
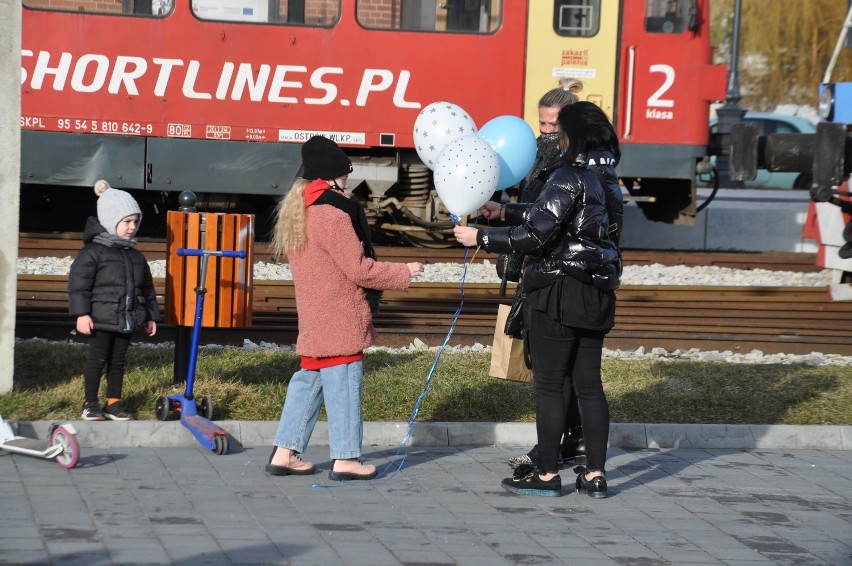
[18,256,850,366]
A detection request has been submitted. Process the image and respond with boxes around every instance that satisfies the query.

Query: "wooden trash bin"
[165,211,254,381]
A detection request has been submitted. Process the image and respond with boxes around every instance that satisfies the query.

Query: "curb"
[10,421,852,451]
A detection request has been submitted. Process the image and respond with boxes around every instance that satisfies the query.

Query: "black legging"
[524,384,581,460]
[84,330,132,403]
[527,307,609,474]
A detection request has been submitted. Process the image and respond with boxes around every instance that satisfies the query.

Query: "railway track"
[17,233,843,354]
[16,275,852,356]
[19,234,823,271]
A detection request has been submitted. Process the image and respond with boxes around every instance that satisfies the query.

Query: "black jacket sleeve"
[476,169,583,255]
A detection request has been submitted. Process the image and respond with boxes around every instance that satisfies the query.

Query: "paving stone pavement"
[1,422,851,566]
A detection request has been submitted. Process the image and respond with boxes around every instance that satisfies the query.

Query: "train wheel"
[389,162,460,248]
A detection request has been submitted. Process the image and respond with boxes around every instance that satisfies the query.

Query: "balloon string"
[372,241,476,481]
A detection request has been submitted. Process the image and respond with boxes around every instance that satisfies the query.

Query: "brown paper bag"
[489,304,533,382]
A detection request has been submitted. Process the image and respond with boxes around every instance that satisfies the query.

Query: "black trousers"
[524,381,581,460]
[527,307,609,474]
[84,330,132,403]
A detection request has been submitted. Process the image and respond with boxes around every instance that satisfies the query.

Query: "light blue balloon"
[476,115,537,190]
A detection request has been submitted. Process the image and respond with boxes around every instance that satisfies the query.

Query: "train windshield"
[645,0,699,34]
[553,0,601,37]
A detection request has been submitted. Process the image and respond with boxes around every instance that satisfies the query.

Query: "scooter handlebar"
[176,248,247,259]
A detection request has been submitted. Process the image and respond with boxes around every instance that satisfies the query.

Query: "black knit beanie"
[301,136,353,180]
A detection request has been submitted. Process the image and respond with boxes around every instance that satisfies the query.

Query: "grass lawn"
[3,340,851,425]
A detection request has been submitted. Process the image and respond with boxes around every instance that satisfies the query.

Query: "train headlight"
[818,83,835,122]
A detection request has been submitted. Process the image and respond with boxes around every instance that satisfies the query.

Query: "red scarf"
[304,178,330,206]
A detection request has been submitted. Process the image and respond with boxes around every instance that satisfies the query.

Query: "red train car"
[19,0,726,243]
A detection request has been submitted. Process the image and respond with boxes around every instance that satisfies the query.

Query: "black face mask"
[526,133,562,182]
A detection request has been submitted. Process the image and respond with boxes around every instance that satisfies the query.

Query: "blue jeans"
[273,360,365,460]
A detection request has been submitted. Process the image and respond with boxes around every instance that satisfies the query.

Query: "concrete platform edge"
[9,420,852,451]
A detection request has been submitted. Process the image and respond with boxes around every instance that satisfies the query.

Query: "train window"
[357,0,501,33]
[645,0,691,34]
[553,0,600,38]
[193,0,340,25]
[22,0,172,16]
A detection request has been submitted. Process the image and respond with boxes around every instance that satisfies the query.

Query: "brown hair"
[538,78,584,109]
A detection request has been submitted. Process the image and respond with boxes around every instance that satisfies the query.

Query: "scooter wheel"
[198,395,214,420]
[50,426,80,469]
[155,396,172,421]
[213,435,228,455]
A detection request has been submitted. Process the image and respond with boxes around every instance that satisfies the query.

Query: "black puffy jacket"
[477,149,623,292]
[68,217,160,333]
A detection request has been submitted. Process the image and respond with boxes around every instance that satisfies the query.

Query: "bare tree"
[712,0,852,111]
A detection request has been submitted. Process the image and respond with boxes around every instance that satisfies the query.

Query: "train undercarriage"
[19,167,700,248]
[19,128,702,245]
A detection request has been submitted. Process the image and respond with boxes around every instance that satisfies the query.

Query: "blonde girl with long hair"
[266,136,423,481]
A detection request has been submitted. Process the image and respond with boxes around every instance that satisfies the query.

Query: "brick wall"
[356,0,400,29]
[24,0,124,12]
[303,0,342,24]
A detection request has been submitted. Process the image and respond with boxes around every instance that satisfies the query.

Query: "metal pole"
[715,0,746,188]
[173,191,198,384]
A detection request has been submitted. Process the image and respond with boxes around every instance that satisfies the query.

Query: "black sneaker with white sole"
[81,401,106,421]
[102,400,135,421]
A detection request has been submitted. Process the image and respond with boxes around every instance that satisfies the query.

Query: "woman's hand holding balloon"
[479,201,502,220]
[453,225,479,247]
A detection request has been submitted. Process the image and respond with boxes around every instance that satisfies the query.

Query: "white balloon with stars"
[413,102,478,170]
[433,135,500,218]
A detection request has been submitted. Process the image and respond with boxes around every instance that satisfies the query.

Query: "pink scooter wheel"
[50,426,80,469]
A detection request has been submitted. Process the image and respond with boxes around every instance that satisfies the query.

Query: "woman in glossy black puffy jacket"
[454,101,623,498]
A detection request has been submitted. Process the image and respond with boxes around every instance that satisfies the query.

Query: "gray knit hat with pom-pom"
[94,180,142,235]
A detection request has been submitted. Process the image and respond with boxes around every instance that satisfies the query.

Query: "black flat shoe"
[265,447,316,476]
[328,460,378,481]
[575,469,607,498]
[501,464,562,497]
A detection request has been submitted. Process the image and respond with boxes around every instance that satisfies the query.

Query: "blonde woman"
[266,136,423,480]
